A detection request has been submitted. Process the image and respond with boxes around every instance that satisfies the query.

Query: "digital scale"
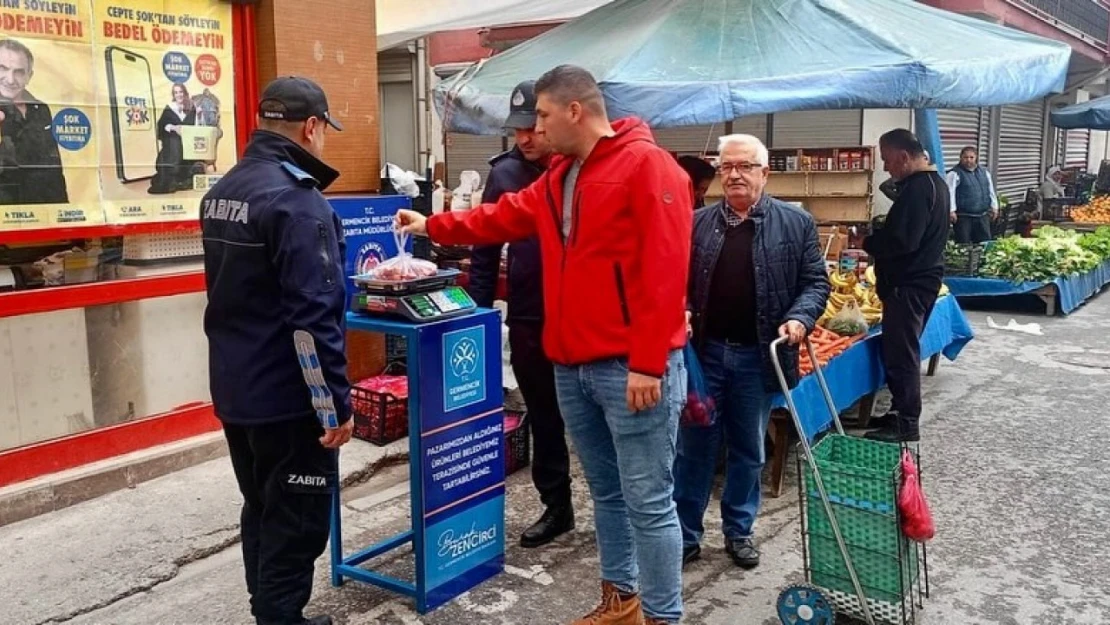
[350,268,477,323]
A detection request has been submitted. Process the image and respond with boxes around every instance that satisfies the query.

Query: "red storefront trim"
[0,403,221,488]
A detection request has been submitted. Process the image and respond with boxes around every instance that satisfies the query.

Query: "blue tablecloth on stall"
[770,295,975,441]
[943,259,1110,315]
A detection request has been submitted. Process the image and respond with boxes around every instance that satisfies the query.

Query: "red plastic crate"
[351,377,408,446]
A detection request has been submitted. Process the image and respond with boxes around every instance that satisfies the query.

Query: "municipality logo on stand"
[443,327,486,412]
[450,337,479,378]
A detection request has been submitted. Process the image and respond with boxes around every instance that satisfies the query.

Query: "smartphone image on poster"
[105,46,157,183]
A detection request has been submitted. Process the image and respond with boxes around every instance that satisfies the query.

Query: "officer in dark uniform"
[201,76,351,625]
[468,80,574,548]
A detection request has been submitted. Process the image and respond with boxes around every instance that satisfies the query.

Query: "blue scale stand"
[331,308,505,613]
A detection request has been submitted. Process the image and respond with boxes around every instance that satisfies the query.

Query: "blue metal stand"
[331,309,505,614]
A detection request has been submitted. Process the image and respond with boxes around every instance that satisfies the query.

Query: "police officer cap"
[504,80,538,130]
[259,76,344,131]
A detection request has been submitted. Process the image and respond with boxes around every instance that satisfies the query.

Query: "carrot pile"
[798,327,864,377]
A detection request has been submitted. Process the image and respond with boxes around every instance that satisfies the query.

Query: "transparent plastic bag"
[680,343,716,428]
[366,229,438,282]
[826,297,869,336]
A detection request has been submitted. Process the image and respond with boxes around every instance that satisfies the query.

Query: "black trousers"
[953,213,992,244]
[224,417,337,625]
[880,286,938,433]
[509,321,572,509]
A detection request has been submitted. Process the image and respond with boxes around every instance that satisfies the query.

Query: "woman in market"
[148,82,198,194]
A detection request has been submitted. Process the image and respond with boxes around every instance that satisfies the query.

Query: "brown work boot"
[571,581,644,625]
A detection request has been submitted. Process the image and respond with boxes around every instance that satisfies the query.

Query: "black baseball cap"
[503,80,537,129]
[258,76,343,131]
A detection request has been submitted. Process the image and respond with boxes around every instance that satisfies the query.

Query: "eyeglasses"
[716,162,764,175]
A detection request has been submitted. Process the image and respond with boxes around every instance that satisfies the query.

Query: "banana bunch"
[820,269,882,328]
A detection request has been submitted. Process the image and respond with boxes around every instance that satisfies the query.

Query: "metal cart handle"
[769,335,877,625]
[769,336,845,440]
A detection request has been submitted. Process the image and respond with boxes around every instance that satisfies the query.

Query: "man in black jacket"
[864,129,949,443]
[679,134,829,570]
[202,77,351,625]
[468,80,573,548]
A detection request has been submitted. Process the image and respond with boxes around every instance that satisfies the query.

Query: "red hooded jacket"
[428,118,692,378]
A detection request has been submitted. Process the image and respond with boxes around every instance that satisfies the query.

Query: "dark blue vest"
[951,166,992,215]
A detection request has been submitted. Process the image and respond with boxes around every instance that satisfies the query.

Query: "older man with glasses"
[676,134,829,570]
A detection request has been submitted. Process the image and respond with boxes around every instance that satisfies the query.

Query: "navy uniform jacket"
[201,130,350,428]
[467,146,545,323]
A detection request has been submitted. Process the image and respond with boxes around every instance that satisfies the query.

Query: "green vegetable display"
[1078,226,1110,259]
[978,226,1110,283]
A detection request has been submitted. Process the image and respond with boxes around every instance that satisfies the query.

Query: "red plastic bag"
[898,449,935,542]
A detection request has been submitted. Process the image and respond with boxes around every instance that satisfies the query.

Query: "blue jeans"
[554,351,686,623]
[674,341,772,546]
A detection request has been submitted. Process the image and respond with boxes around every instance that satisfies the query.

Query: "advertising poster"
[0,0,236,231]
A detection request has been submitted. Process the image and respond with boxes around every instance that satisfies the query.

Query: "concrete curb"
[0,432,229,527]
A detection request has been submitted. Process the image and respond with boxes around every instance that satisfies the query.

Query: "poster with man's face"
[0,0,237,231]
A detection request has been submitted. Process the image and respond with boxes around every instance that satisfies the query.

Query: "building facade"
[377,0,1110,206]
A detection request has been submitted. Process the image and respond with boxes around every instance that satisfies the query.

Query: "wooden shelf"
[776,194,871,199]
[0,271,206,318]
[0,221,200,246]
[771,170,873,175]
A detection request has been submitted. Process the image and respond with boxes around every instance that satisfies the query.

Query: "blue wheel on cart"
[777,584,835,624]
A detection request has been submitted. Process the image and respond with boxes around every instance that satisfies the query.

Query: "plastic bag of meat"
[680,343,716,428]
[368,228,438,282]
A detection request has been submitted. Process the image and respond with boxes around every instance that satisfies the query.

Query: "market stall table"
[944,259,1110,315]
[766,294,974,497]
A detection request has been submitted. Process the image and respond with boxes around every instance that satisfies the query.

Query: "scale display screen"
[353,286,477,323]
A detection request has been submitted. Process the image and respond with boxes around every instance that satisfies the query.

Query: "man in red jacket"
[397,65,692,625]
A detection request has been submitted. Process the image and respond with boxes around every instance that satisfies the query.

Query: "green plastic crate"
[802,434,921,624]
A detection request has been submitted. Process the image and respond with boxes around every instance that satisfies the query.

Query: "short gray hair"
[718,134,768,166]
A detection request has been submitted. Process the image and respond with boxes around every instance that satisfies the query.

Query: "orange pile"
[1072,195,1110,224]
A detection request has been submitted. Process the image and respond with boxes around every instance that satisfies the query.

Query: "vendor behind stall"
[864,129,949,443]
[946,146,999,244]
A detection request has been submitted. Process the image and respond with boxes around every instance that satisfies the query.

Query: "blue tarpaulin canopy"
[435,0,1072,135]
[1051,95,1110,130]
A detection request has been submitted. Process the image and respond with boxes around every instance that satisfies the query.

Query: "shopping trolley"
[770,337,929,625]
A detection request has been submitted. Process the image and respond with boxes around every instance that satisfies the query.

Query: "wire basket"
[504,410,531,475]
[1041,197,1082,222]
[944,242,986,277]
[799,435,926,625]
[385,334,408,367]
